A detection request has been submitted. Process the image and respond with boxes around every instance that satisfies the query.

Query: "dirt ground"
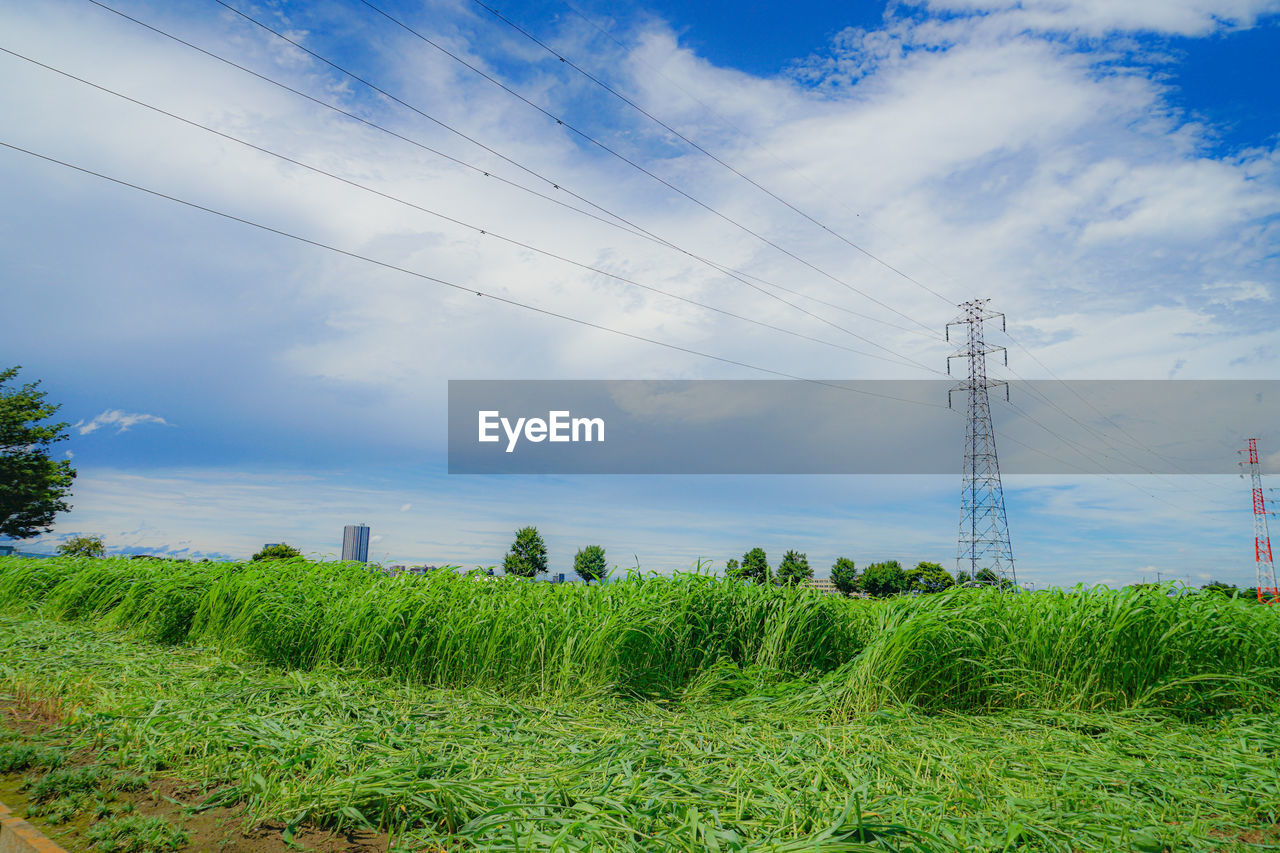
[0,696,393,853]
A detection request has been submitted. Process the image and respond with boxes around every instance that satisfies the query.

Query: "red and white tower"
[1240,438,1279,604]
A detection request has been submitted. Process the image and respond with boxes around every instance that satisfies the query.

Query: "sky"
[2,0,1279,587]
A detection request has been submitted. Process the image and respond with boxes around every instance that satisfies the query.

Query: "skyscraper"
[342,524,370,562]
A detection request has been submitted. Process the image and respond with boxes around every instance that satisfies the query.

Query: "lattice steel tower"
[1239,438,1279,603]
[946,299,1015,585]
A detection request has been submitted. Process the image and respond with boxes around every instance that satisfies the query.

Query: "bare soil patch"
[1,696,391,852]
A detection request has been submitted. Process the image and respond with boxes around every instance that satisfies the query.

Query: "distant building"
[341,524,370,562]
[0,545,55,559]
[548,572,567,583]
[803,577,870,598]
[804,577,840,595]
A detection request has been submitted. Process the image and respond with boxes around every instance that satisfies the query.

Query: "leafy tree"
[58,535,104,558]
[740,547,770,584]
[252,543,302,561]
[724,557,742,580]
[1201,581,1238,597]
[955,570,971,586]
[776,550,812,586]
[906,561,954,594]
[830,557,858,595]
[860,560,907,598]
[503,526,547,578]
[974,567,1014,590]
[1,367,76,540]
[574,544,607,583]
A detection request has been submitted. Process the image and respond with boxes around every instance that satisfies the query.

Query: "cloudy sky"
[2,0,1278,587]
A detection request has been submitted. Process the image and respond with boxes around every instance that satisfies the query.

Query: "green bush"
[775,550,812,586]
[251,543,302,561]
[573,545,607,583]
[739,548,770,584]
[860,561,907,598]
[502,527,547,578]
[830,557,857,595]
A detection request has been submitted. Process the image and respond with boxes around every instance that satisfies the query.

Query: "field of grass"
[1,556,1279,850]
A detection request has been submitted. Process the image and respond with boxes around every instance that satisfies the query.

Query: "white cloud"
[75,409,171,435]
[1204,280,1273,306]
[1,1,1278,581]
[399,503,412,512]
[917,0,1280,36]
[3,0,1277,398]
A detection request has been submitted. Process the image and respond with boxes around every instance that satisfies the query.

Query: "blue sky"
[2,0,1278,587]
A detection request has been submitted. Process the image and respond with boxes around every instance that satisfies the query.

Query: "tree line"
[723,549,1003,596]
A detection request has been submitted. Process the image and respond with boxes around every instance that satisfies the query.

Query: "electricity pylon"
[947,299,1016,586]
[1239,438,1279,604]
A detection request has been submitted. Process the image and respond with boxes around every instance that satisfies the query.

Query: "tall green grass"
[5,613,1280,851]
[1,556,1277,715]
[806,583,1280,717]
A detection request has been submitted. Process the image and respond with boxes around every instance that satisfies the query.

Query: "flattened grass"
[2,615,1279,851]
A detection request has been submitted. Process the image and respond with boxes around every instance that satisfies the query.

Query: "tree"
[1202,581,1238,597]
[58,535,104,558]
[974,567,1014,590]
[252,543,302,561]
[830,557,858,595]
[776,550,812,586]
[503,526,547,578]
[860,560,907,598]
[724,557,742,580]
[740,547,770,584]
[906,561,954,594]
[955,570,971,586]
[1,367,76,540]
[574,544,607,583]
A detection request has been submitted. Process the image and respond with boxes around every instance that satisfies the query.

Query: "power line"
[555,0,1247,501]
[60,1,1237,521]
[695,262,942,341]
[557,0,961,311]
[996,365,1240,500]
[1002,400,1218,515]
[0,139,954,412]
[519,2,1247,501]
[1002,327,1239,491]
[463,0,957,306]
[228,0,941,336]
[963,321,1237,507]
[0,45,935,373]
[545,2,1249,492]
[2,137,1221,523]
[86,0,942,371]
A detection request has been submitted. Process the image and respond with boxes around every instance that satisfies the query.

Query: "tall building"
[342,524,370,562]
